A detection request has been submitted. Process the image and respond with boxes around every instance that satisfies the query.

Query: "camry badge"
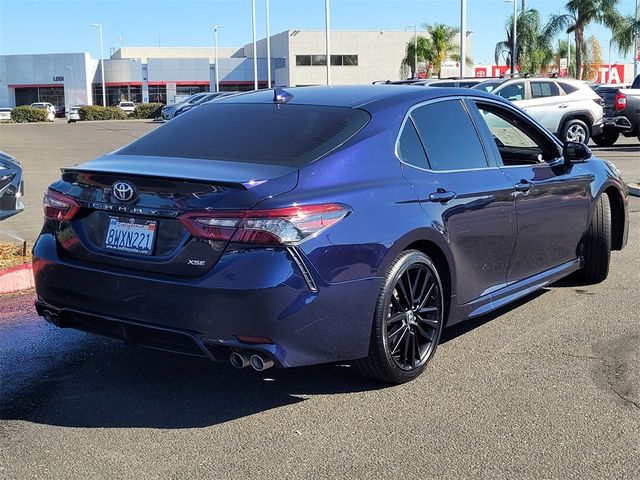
[112,181,136,202]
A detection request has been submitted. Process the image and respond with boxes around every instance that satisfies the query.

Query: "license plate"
[104,217,156,255]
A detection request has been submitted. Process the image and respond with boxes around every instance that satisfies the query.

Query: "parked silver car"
[0,151,24,221]
[161,93,210,120]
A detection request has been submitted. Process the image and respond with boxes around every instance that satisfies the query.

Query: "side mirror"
[563,141,591,163]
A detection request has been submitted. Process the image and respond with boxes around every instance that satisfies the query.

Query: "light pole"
[634,0,639,77]
[91,23,106,107]
[460,0,467,78]
[325,0,331,86]
[266,0,271,88]
[608,38,613,83]
[251,0,258,90]
[406,25,417,78]
[214,25,223,92]
[506,0,517,75]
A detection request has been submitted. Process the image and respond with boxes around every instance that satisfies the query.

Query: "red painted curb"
[0,263,34,294]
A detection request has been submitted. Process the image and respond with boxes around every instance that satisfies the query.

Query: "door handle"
[514,180,533,192]
[558,104,569,109]
[429,189,457,203]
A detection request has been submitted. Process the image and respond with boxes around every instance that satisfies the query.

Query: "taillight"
[178,203,350,245]
[43,188,80,221]
[615,92,627,111]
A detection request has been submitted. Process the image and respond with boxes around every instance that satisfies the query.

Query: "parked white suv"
[473,78,603,144]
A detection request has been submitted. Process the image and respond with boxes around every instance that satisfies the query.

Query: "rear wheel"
[592,130,619,147]
[580,194,611,283]
[354,250,445,384]
[561,118,589,144]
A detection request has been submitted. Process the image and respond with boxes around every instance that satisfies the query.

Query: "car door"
[398,98,518,305]
[520,80,564,132]
[469,99,591,284]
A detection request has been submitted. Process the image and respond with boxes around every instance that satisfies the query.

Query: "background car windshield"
[473,81,501,93]
[119,103,370,167]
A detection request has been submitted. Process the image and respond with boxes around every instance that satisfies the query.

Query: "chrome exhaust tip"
[229,350,251,369]
[250,353,275,372]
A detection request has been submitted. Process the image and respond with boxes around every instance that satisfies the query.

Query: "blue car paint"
[32,85,629,368]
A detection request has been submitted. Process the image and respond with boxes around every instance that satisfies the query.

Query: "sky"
[0,0,637,65]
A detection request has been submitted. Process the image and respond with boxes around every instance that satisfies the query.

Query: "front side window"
[496,81,525,101]
[474,102,558,166]
[410,100,488,171]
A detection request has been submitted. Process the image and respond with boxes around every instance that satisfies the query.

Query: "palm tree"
[400,35,434,79]
[495,8,554,74]
[611,13,640,57]
[544,0,624,80]
[424,23,459,78]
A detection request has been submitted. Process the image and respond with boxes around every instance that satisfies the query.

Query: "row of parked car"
[379,74,640,147]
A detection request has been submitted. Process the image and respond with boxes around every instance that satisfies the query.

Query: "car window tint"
[433,82,454,87]
[398,119,429,169]
[496,82,525,101]
[531,81,559,98]
[119,104,370,167]
[474,102,556,166]
[410,100,488,171]
[558,82,579,94]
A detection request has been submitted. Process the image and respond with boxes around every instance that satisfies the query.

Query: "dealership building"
[0,30,472,109]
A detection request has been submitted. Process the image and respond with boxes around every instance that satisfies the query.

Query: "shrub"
[79,105,128,121]
[132,103,163,119]
[10,106,48,123]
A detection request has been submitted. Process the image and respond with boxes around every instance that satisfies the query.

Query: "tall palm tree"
[400,35,434,79]
[611,13,640,57]
[424,23,459,78]
[495,8,553,74]
[544,0,623,80]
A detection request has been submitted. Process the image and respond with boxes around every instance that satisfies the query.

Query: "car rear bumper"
[32,233,380,367]
[602,115,634,130]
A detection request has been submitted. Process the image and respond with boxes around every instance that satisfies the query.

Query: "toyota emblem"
[112,181,136,202]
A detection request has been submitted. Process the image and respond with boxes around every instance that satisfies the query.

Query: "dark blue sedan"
[33,85,629,383]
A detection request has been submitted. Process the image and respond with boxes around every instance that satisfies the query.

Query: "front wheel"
[592,130,619,147]
[353,250,445,384]
[580,194,611,283]
[561,119,589,144]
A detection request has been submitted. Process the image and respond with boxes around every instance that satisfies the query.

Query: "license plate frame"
[103,216,157,256]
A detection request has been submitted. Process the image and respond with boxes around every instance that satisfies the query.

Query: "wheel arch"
[603,185,625,251]
[558,111,594,138]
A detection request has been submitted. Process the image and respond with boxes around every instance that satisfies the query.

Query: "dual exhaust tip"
[230,350,275,371]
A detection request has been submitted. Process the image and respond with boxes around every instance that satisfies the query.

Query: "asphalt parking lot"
[0,121,639,479]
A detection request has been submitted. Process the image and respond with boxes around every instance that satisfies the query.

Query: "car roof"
[213,84,502,110]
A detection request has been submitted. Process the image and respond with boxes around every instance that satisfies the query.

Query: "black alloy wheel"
[354,250,444,383]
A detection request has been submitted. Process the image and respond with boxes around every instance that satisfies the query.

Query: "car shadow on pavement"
[0,333,385,429]
[1,278,582,430]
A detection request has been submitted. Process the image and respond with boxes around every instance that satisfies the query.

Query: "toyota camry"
[33,85,629,383]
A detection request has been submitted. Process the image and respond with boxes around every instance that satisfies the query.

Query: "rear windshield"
[119,103,370,167]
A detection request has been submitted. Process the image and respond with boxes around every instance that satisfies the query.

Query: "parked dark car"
[0,151,24,221]
[33,86,629,383]
[593,74,640,146]
[173,92,235,117]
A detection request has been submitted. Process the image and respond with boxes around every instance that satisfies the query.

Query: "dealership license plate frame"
[104,216,157,256]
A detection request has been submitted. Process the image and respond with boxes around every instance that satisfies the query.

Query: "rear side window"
[496,82,525,101]
[398,119,429,169]
[558,82,579,94]
[119,104,370,167]
[531,81,559,98]
[410,100,488,171]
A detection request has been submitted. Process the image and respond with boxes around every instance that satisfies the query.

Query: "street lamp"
[266,0,271,88]
[214,25,223,92]
[406,25,417,78]
[460,0,467,78]
[506,0,517,75]
[91,23,106,107]
[325,0,331,86]
[251,0,258,90]
[634,0,639,77]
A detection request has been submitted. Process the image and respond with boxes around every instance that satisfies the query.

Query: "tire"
[353,250,445,384]
[580,194,611,283]
[561,118,590,144]
[591,130,619,147]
